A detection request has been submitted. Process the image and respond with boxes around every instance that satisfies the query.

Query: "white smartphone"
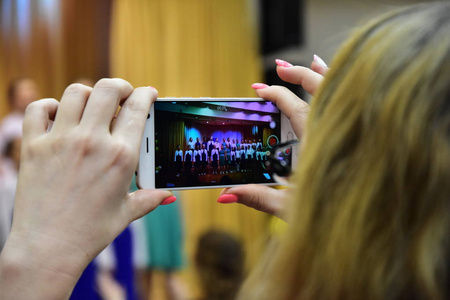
[136,98,298,190]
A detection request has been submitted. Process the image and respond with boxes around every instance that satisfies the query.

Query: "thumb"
[126,189,175,221]
[217,184,289,220]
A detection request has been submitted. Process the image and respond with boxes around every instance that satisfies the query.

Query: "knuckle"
[111,141,134,168]
[125,96,147,113]
[22,138,40,158]
[95,78,132,94]
[24,98,58,115]
[250,194,264,212]
[70,132,98,155]
[294,101,309,117]
[24,100,43,114]
[64,83,90,95]
[95,78,119,92]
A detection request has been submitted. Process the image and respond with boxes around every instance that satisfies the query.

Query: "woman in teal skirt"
[219,145,226,174]
[130,176,184,299]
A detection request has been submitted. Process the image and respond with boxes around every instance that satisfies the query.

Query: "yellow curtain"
[110,0,267,296]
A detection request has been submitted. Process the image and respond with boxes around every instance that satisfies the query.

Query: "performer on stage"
[200,144,209,175]
[210,145,219,175]
[184,145,193,171]
[174,145,183,177]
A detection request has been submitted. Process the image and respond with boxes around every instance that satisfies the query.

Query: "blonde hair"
[240,3,450,300]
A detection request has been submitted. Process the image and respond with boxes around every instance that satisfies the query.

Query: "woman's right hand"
[217,56,328,220]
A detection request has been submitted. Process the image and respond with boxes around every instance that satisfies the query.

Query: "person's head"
[197,137,200,142]
[189,137,193,141]
[195,230,245,300]
[187,145,191,150]
[241,3,450,300]
[177,144,181,150]
[7,77,39,113]
[202,144,206,150]
[195,144,199,150]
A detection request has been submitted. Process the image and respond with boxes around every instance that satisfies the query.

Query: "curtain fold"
[110,0,267,296]
[0,0,111,118]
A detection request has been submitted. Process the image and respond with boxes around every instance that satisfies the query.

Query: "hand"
[0,79,174,299]
[217,57,329,220]
[253,57,328,137]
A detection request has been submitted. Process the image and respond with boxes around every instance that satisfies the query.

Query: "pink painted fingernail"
[217,194,238,204]
[251,83,269,89]
[313,54,328,68]
[161,196,177,205]
[275,59,293,67]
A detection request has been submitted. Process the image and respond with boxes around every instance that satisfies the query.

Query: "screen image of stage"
[154,100,281,188]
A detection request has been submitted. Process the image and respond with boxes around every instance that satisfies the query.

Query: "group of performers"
[174,136,268,175]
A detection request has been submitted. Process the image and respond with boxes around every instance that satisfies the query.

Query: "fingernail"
[148,86,158,91]
[217,194,238,204]
[275,59,293,67]
[251,83,269,89]
[313,54,328,68]
[161,196,177,205]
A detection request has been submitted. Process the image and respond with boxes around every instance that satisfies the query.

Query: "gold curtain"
[110,0,267,296]
[0,0,110,118]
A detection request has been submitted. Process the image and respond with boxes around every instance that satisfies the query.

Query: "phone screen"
[153,100,282,189]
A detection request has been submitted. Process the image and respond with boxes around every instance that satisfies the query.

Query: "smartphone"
[136,98,297,190]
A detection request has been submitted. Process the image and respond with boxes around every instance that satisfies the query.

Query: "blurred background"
[0,0,430,299]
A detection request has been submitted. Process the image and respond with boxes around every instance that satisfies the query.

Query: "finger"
[112,87,157,149]
[217,184,288,220]
[254,86,309,137]
[276,66,324,96]
[22,98,59,142]
[52,84,92,132]
[80,78,133,131]
[126,189,174,222]
[311,54,329,76]
[311,61,329,76]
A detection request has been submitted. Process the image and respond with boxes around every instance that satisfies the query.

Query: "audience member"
[195,230,244,300]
